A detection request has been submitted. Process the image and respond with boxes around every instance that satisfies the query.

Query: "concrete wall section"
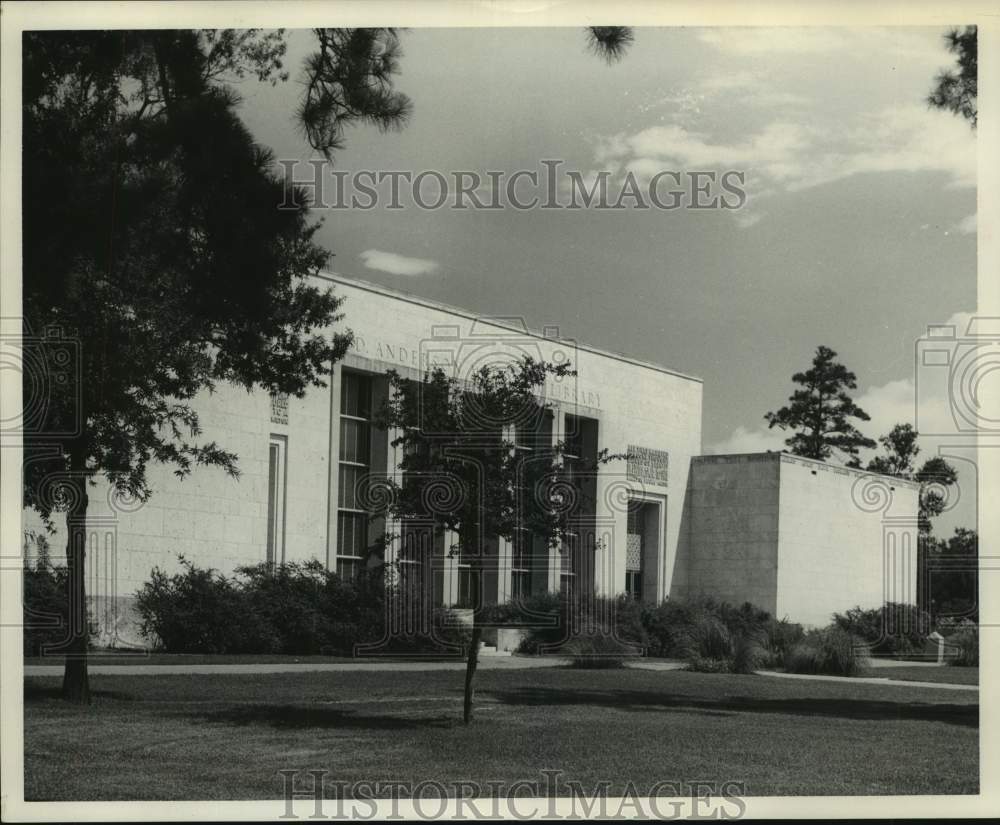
[22,271,705,638]
[671,452,921,627]
[673,454,781,612]
[774,454,920,627]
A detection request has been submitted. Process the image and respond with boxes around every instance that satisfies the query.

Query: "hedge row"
[24,558,977,671]
[134,558,470,655]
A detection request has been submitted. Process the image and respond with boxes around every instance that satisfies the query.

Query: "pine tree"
[928,26,977,128]
[23,30,352,703]
[764,345,876,467]
[867,423,958,537]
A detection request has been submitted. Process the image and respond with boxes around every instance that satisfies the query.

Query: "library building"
[23,273,920,643]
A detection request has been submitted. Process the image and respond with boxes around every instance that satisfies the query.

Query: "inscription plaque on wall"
[270,392,289,425]
[627,445,669,487]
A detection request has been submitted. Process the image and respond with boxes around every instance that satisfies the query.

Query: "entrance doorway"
[625,499,663,602]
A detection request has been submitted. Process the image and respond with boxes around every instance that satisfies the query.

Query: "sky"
[236,26,978,532]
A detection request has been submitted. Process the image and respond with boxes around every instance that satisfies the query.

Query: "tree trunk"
[462,624,483,725]
[61,466,91,704]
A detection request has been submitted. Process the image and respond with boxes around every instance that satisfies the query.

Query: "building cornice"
[692,451,923,490]
[314,270,704,385]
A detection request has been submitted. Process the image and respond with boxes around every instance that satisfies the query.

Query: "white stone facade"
[22,273,920,641]
[673,452,921,627]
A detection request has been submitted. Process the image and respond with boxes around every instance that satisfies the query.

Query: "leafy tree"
[373,358,624,723]
[928,26,977,128]
[764,346,876,467]
[866,423,958,537]
[925,527,978,621]
[23,30,353,703]
[22,25,636,703]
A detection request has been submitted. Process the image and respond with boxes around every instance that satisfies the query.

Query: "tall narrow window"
[560,532,578,600]
[456,562,479,609]
[266,435,287,566]
[511,529,533,600]
[562,413,598,600]
[337,372,373,578]
[511,409,551,600]
[626,505,645,600]
[398,521,431,596]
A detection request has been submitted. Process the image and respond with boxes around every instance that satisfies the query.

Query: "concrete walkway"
[754,670,978,692]
[627,660,686,671]
[22,656,572,677]
[22,658,971,690]
[866,658,943,669]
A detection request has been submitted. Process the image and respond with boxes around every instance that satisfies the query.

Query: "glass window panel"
[340,372,372,418]
[336,557,362,579]
[339,464,365,509]
[337,512,368,558]
[266,444,279,565]
[511,570,531,600]
[339,418,370,464]
[457,567,479,609]
[626,570,643,600]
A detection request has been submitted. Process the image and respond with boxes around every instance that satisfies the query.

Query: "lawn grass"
[23,668,977,800]
[876,666,979,686]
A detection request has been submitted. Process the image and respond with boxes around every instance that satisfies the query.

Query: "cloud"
[588,102,975,230]
[698,27,955,67]
[585,26,974,233]
[697,28,852,56]
[954,213,977,235]
[697,70,810,107]
[359,249,440,277]
[705,425,785,456]
[707,311,977,459]
[625,121,811,183]
[733,210,765,229]
[785,104,977,192]
[612,105,974,193]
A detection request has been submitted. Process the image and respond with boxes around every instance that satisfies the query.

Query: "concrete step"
[478,645,511,658]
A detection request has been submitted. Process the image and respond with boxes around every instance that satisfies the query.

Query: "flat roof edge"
[314,271,703,384]
[695,451,922,489]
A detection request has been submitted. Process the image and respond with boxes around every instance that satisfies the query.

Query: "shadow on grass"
[486,687,978,729]
[201,704,455,731]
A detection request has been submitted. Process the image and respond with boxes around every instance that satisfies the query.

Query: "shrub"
[136,556,473,655]
[515,594,646,655]
[759,618,806,669]
[832,603,931,656]
[948,628,979,667]
[23,562,94,657]
[674,614,768,674]
[638,595,796,673]
[641,596,777,659]
[784,628,869,676]
[641,597,711,658]
[237,560,330,654]
[685,655,737,674]
[136,559,278,654]
[562,633,637,669]
[677,614,733,662]
[732,629,769,674]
